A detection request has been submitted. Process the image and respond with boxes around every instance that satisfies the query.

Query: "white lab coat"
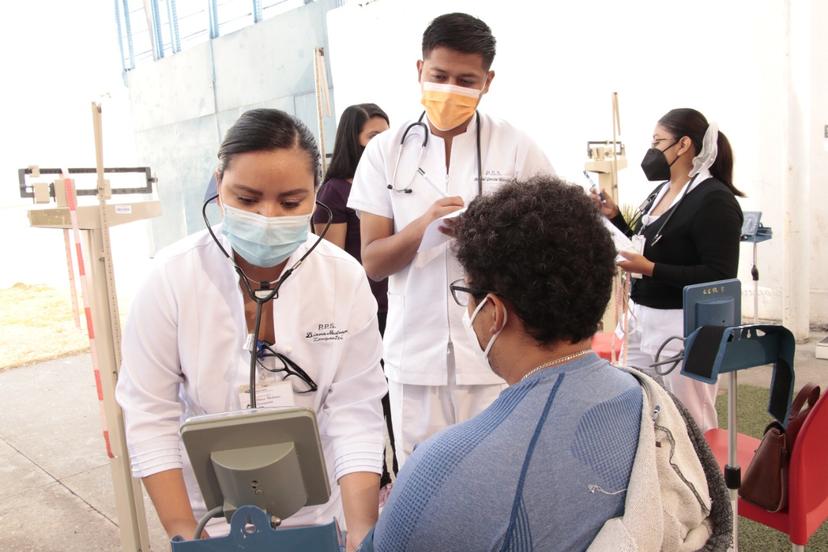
[115,228,387,528]
[348,112,554,386]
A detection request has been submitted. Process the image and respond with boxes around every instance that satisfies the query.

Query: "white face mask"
[461,294,507,368]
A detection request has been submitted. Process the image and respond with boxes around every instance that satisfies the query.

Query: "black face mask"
[640,141,679,181]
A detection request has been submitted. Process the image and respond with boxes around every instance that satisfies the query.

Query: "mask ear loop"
[468,294,489,324]
[482,305,507,357]
[470,294,508,356]
[664,138,683,168]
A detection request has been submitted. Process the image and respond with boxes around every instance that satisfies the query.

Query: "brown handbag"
[739,383,821,512]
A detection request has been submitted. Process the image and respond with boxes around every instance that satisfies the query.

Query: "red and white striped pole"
[63,174,114,459]
[62,228,81,329]
[611,271,631,367]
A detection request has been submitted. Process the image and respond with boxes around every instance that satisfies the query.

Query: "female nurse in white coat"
[115,109,388,550]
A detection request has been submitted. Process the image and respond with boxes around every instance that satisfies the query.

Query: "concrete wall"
[127,0,339,250]
[803,0,828,328]
[1,1,151,296]
[328,0,828,330]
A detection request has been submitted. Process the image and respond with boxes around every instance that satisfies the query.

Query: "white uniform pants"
[387,346,505,467]
[621,301,720,434]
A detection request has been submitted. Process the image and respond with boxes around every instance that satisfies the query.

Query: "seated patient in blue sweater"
[359,176,728,552]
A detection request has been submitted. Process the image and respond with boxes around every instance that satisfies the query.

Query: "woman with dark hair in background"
[313,103,390,320]
[117,109,387,551]
[312,103,398,495]
[593,108,744,433]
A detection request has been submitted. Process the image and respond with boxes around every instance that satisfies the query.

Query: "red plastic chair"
[705,392,828,550]
[592,332,621,362]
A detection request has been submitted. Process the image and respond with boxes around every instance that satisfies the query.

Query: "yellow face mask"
[420,81,483,131]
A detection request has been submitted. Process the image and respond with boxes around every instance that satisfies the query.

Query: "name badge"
[238,380,296,409]
[630,235,646,279]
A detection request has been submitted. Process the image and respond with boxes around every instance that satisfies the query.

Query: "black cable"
[475,110,482,196]
[249,300,264,408]
[652,335,685,376]
[193,505,224,540]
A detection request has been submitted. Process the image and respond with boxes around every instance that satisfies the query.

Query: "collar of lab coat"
[423,109,481,144]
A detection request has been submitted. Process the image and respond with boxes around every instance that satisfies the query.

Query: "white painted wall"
[328,0,827,327]
[0,0,151,299]
[804,0,828,328]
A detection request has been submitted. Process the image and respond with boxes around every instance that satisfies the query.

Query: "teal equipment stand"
[170,408,343,551]
[681,278,795,552]
[170,505,343,551]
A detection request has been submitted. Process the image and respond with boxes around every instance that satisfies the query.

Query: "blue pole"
[121,0,135,69]
[114,0,128,75]
[208,0,219,39]
[167,0,181,53]
[252,0,263,23]
[149,0,164,59]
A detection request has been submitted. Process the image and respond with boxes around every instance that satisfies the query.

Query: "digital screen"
[741,211,762,237]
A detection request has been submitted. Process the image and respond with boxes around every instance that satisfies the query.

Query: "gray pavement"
[0,356,167,551]
[0,333,825,551]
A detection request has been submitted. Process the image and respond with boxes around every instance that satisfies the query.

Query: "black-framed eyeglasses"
[449,278,489,307]
[256,342,318,393]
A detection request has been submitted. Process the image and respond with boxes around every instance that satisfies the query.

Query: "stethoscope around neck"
[388,111,483,197]
[635,173,699,247]
[201,193,333,408]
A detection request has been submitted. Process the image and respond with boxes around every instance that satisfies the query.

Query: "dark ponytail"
[711,131,743,196]
[658,108,745,197]
[218,108,321,187]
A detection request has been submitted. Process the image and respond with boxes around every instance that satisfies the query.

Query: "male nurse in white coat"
[348,12,555,466]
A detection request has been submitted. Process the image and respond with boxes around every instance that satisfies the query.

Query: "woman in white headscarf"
[592,108,744,433]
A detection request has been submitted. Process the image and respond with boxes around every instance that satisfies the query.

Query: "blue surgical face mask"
[221,203,310,268]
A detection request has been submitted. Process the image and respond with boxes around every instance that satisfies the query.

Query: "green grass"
[715,385,828,550]
[0,283,89,370]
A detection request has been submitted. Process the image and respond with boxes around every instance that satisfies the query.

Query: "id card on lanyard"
[630,234,646,279]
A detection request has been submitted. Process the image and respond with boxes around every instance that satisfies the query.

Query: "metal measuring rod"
[587,93,629,347]
[23,103,160,552]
